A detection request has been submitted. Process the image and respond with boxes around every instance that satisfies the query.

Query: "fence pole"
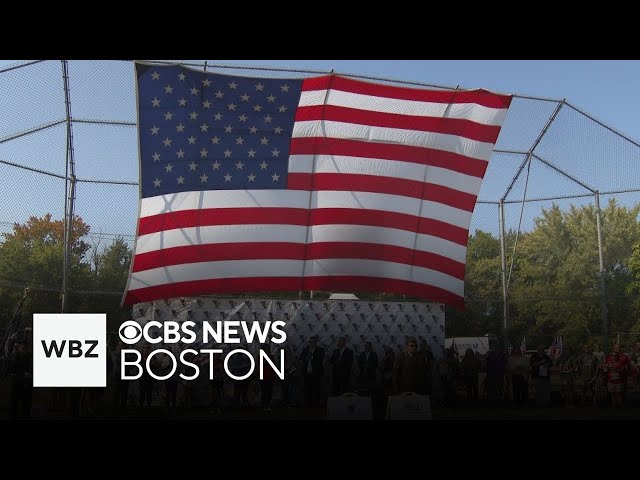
[499,200,509,348]
[61,60,77,313]
[595,191,608,348]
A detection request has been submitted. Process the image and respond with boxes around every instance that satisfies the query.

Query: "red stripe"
[287,173,477,212]
[295,105,502,144]
[123,276,463,309]
[289,137,488,178]
[138,207,469,245]
[302,75,512,109]
[138,207,308,236]
[132,241,465,279]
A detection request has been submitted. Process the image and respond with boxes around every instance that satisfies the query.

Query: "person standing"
[392,337,424,394]
[8,338,32,420]
[330,336,354,396]
[506,348,529,406]
[300,336,325,407]
[576,344,598,407]
[357,341,379,395]
[530,344,552,407]
[461,348,482,403]
[602,343,630,408]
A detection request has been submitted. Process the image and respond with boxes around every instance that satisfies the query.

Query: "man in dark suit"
[299,336,325,407]
[330,336,354,396]
[357,341,379,394]
[392,336,424,394]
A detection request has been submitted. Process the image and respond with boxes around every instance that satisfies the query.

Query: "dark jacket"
[300,346,325,378]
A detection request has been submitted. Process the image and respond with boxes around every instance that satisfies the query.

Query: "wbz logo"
[33,314,106,387]
[41,339,99,358]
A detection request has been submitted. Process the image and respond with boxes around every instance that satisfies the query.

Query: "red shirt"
[603,353,630,384]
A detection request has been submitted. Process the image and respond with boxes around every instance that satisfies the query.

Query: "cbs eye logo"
[119,320,143,345]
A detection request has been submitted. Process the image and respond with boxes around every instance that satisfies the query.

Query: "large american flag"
[123,61,512,307]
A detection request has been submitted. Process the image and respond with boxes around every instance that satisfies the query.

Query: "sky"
[3,59,636,136]
[0,59,638,243]
[207,60,640,141]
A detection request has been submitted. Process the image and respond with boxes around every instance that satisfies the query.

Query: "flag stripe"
[124,275,464,309]
[137,206,470,245]
[295,105,503,144]
[134,224,467,263]
[127,259,464,297]
[139,190,309,218]
[301,75,513,109]
[298,89,509,126]
[292,120,497,161]
[287,173,477,212]
[132,241,465,280]
[289,137,489,178]
[287,155,483,196]
[139,191,473,231]
[138,207,307,236]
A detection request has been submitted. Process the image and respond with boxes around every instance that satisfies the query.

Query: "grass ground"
[1,378,638,421]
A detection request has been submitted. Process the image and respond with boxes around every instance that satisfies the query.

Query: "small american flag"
[123,62,512,307]
[520,336,527,355]
[549,336,563,361]
[507,339,513,356]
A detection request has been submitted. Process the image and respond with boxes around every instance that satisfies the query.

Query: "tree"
[0,214,92,322]
[627,240,640,333]
[93,237,132,291]
[508,200,639,346]
[448,230,503,337]
[83,237,133,331]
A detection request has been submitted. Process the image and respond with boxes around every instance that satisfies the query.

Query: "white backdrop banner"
[130,297,446,359]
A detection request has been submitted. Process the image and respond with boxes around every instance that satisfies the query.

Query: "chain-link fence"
[1,60,639,348]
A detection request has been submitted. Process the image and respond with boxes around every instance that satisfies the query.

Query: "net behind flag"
[123,62,513,307]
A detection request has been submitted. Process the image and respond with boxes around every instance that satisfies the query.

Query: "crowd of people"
[100,336,640,414]
[2,332,639,419]
[451,340,640,408]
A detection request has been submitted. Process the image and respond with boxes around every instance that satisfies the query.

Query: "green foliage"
[0,215,132,329]
[0,214,92,322]
[464,200,640,349]
[628,240,640,333]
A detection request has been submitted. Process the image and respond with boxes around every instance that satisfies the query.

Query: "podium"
[326,393,373,420]
[386,392,432,420]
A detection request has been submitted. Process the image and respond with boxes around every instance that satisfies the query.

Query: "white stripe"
[288,154,482,195]
[299,89,509,126]
[140,190,309,218]
[128,259,463,297]
[418,200,472,228]
[415,234,467,264]
[135,224,466,264]
[310,226,467,263]
[292,120,496,162]
[140,190,472,229]
[128,260,305,291]
[425,165,483,196]
[310,190,420,217]
[135,224,308,255]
